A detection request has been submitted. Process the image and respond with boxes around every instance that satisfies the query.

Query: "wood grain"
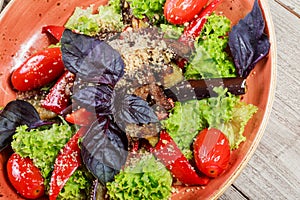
[274,0,300,18]
[221,0,300,199]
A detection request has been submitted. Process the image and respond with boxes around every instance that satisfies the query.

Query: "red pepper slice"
[65,108,96,126]
[153,130,210,185]
[41,71,75,114]
[179,0,222,43]
[49,127,87,200]
[42,25,65,42]
[164,0,209,25]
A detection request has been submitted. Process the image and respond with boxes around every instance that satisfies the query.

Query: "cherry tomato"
[11,47,65,91]
[7,153,45,199]
[164,0,209,24]
[193,128,230,178]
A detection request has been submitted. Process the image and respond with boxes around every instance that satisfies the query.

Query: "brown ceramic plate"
[0,0,276,199]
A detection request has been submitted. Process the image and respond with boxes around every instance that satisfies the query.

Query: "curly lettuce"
[11,122,75,179]
[161,100,207,158]
[106,154,172,200]
[11,121,92,199]
[127,0,166,24]
[57,168,93,200]
[162,87,258,158]
[65,0,123,36]
[185,13,236,79]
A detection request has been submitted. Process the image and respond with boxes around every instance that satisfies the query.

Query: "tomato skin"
[7,153,45,199]
[11,47,65,91]
[193,128,230,178]
[65,108,96,126]
[164,0,209,24]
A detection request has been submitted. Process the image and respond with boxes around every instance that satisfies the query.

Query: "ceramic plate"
[0,0,276,199]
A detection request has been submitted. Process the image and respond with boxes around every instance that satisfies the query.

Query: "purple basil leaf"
[81,117,128,184]
[29,121,55,130]
[229,0,270,77]
[112,92,158,129]
[0,100,42,151]
[61,29,125,86]
[72,85,113,115]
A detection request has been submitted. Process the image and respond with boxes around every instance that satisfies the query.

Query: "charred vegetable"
[164,77,246,101]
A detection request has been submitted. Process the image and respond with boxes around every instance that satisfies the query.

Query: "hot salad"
[0,0,270,199]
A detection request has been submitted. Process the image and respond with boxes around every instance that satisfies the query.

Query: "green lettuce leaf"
[65,1,123,36]
[184,45,216,79]
[64,6,100,36]
[185,13,236,79]
[11,121,94,199]
[161,100,207,158]
[162,87,258,158]
[11,121,75,180]
[127,0,166,24]
[57,168,93,200]
[106,154,172,200]
[216,100,258,149]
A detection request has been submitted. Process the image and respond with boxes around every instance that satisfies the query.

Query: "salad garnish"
[0,0,271,199]
[229,0,271,77]
[0,100,52,151]
[61,29,125,86]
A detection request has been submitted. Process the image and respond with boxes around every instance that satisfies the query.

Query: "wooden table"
[220,0,300,199]
[1,0,300,199]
